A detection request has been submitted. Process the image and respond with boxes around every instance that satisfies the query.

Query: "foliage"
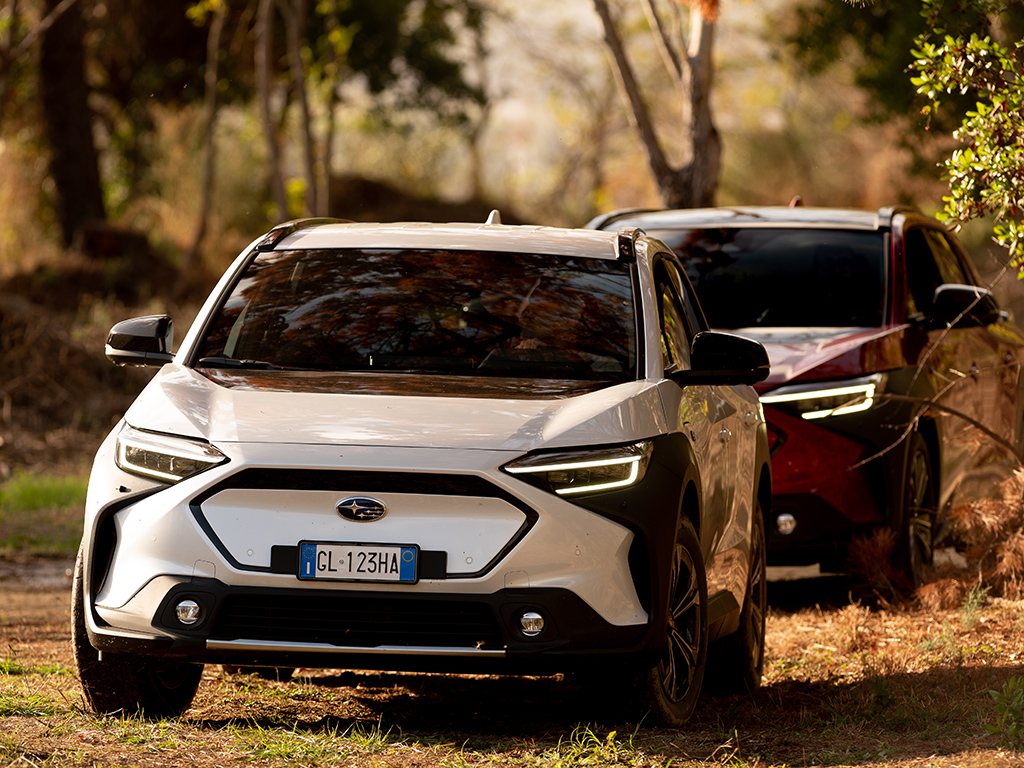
[0,471,86,513]
[0,472,86,556]
[959,583,990,629]
[910,0,1024,272]
[986,676,1024,750]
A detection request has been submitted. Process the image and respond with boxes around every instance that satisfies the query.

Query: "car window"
[195,248,637,382]
[904,227,970,318]
[654,262,692,371]
[648,228,886,329]
[926,229,970,284]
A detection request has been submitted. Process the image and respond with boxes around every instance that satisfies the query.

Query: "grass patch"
[0,471,86,556]
[230,720,397,762]
[0,659,71,677]
[0,689,57,717]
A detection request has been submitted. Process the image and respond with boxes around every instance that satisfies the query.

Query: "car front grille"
[208,592,505,650]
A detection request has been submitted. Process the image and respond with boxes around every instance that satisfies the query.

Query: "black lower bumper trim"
[87,580,652,673]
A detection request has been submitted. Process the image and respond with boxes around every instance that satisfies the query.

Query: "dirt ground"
[4,561,1024,767]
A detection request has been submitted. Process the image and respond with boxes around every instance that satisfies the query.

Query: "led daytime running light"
[115,426,227,483]
[504,442,651,496]
[761,382,875,420]
[555,459,641,495]
[506,454,643,495]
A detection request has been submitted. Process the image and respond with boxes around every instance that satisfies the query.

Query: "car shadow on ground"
[767,566,855,612]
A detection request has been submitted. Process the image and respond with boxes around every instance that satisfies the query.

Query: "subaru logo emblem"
[336,497,387,522]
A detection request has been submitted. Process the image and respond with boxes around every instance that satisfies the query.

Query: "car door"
[653,254,755,599]
[902,224,1022,506]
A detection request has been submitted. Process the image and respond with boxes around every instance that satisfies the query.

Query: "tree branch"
[640,0,683,80]
[592,0,675,196]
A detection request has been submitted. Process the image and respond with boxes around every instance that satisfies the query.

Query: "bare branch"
[640,0,683,80]
[592,0,675,194]
[9,0,80,61]
[850,381,1024,472]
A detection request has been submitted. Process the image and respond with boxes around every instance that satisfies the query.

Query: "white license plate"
[297,541,418,583]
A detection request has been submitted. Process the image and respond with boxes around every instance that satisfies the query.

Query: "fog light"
[519,611,545,637]
[776,513,797,535]
[176,599,201,625]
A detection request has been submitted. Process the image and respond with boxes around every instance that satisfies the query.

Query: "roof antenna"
[789,195,803,207]
[485,209,502,225]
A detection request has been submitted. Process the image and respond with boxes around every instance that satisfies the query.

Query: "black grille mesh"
[209,592,504,649]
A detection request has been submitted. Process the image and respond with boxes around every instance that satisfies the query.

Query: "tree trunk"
[39,0,106,246]
[685,15,720,208]
[280,0,317,217]
[256,0,288,222]
[182,1,227,294]
[593,0,720,209]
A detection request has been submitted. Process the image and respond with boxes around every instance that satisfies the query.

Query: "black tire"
[72,546,203,718]
[704,503,766,695]
[637,517,708,727]
[896,432,936,589]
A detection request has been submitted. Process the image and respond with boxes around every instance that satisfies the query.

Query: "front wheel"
[637,517,708,726]
[72,546,203,717]
[896,432,936,590]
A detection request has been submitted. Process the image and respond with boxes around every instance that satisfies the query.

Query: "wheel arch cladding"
[569,431,703,623]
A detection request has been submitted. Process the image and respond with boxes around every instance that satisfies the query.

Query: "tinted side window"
[904,228,970,318]
[654,262,692,371]
[926,230,970,285]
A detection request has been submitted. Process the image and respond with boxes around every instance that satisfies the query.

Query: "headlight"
[760,374,886,420]
[115,426,228,483]
[503,441,652,496]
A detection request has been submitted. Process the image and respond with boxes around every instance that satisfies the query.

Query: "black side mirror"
[930,284,1001,327]
[105,315,174,367]
[669,331,770,386]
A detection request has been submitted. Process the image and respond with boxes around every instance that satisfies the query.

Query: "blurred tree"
[592,0,721,208]
[785,0,1024,157]
[18,0,485,247]
[38,0,105,245]
[0,0,77,131]
[911,0,1024,272]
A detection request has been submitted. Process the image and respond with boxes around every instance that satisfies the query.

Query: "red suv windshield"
[648,228,886,329]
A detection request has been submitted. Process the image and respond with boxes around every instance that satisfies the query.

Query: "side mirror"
[930,284,1001,327]
[105,315,174,367]
[670,331,770,386]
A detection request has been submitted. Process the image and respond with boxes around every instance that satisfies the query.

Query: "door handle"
[743,411,759,428]
[718,428,731,444]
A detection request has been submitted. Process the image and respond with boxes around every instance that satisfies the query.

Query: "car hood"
[737,326,906,392]
[122,365,669,453]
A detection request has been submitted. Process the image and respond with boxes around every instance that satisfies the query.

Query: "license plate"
[297,541,418,583]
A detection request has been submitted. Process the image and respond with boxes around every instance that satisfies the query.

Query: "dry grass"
[2,578,1024,767]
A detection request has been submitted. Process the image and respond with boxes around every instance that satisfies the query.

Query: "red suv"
[590,206,1024,585]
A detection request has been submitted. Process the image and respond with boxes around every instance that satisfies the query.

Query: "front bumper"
[87,579,653,674]
[763,405,896,564]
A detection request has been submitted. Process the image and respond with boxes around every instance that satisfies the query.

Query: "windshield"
[195,248,637,382]
[646,228,886,329]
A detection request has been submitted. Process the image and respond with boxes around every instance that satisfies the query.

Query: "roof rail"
[255,218,349,251]
[616,227,643,261]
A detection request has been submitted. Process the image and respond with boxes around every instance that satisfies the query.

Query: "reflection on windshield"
[648,228,885,329]
[196,248,636,382]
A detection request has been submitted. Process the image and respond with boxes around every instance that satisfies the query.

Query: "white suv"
[73,218,772,725]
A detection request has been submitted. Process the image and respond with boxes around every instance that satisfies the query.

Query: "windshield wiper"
[197,357,289,370]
